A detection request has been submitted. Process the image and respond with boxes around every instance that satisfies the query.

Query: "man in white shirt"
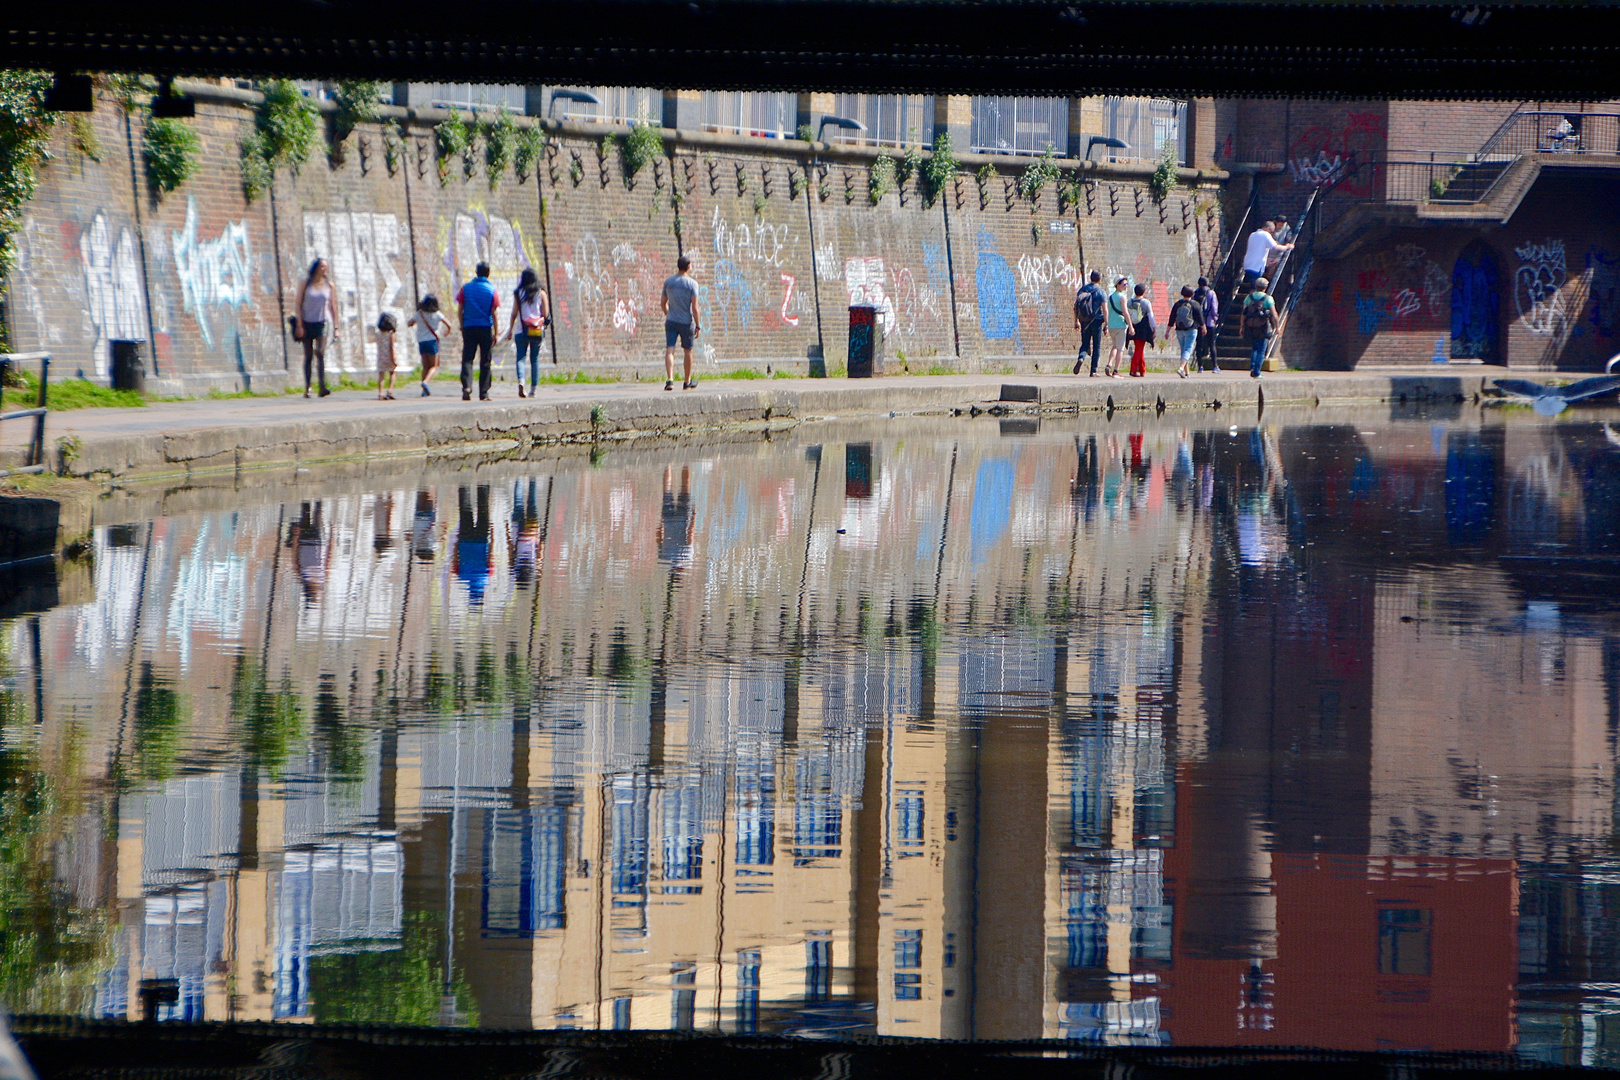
[1242,221,1293,292]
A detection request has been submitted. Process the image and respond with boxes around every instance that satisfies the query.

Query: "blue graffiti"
[710,259,755,338]
[1451,244,1500,361]
[1355,291,1391,336]
[921,240,947,286]
[1587,248,1620,336]
[976,253,1018,340]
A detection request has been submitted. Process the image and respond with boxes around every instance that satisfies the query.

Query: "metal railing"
[0,352,49,477]
[1475,111,1620,158]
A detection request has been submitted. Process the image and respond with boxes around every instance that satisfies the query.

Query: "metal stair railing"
[0,353,50,477]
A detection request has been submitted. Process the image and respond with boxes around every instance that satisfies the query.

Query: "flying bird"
[1491,373,1620,415]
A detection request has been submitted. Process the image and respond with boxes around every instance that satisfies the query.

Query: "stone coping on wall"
[175,79,1229,184]
[0,369,1569,482]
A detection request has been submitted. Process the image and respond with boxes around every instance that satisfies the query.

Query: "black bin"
[111,340,146,393]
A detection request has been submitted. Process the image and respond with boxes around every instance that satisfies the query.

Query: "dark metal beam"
[5,2,1619,100]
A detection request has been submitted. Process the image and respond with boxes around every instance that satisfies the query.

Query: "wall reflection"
[2,412,1619,1062]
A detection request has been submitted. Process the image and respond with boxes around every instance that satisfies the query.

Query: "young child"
[376,312,399,400]
[405,295,452,397]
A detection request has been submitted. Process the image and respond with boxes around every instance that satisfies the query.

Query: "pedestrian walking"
[1127,282,1156,378]
[1168,285,1204,379]
[500,267,550,399]
[1242,277,1279,379]
[406,296,451,397]
[1242,221,1293,293]
[1105,276,1131,378]
[375,312,399,400]
[456,261,500,401]
[662,255,702,390]
[1072,270,1107,376]
[293,258,338,398]
[1193,276,1220,372]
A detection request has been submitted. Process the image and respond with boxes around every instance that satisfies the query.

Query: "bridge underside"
[5,1,1620,99]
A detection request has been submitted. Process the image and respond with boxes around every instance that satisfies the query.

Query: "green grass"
[537,370,618,385]
[2,370,144,411]
[773,369,798,379]
[720,368,766,380]
[920,364,959,376]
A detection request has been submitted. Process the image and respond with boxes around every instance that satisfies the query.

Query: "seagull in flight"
[1492,360,1620,415]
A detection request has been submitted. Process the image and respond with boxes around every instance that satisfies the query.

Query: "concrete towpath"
[1,366,1536,480]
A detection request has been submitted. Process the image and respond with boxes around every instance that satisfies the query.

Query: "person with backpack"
[1072,270,1107,376]
[1242,277,1279,379]
[1127,282,1155,377]
[1168,285,1205,380]
[1104,276,1131,378]
[1193,276,1220,372]
[500,267,550,398]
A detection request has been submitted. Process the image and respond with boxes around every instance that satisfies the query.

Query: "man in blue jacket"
[456,262,500,401]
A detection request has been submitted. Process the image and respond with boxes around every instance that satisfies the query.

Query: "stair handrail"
[0,352,50,477]
[1211,182,1261,293]
[1471,102,1531,162]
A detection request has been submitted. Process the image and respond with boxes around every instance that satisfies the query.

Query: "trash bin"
[111,340,146,393]
[847,306,883,378]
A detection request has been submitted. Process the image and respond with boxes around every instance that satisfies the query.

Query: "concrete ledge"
[0,369,1569,482]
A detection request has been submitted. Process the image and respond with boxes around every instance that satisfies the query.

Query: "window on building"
[896,791,924,847]
[671,962,697,1030]
[701,91,796,138]
[1101,97,1187,165]
[1378,907,1432,976]
[737,950,761,1033]
[827,94,935,148]
[970,96,1069,156]
[806,937,833,1001]
[612,997,632,1030]
[894,928,922,969]
[543,86,658,125]
[418,83,527,114]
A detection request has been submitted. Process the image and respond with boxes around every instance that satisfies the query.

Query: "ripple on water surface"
[2,408,1619,1063]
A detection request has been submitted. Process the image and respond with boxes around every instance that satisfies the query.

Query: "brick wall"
[1296,172,1620,371]
[5,90,1223,392]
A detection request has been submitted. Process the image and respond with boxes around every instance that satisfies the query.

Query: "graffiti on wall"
[172,196,253,351]
[845,256,895,335]
[1349,242,1449,337]
[80,211,149,372]
[1585,248,1620,337]
[1450,241,1500,362]
[974,230,1018,342]
[1513,238,1567,335]
[559,233,660,355]
[1287,112,1385,198]
[304,210,407,369]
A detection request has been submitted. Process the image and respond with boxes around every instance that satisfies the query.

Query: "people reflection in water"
[455,485,492,605]
[372,493,396,555]
[290,501,327,605]
[411,490,438,562]
[658,465,694,572]
[511,479,545,587]
[1072,435,1101,522]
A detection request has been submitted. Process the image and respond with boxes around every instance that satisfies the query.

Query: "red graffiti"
[1357,269,1390,291]
[1289,111,1386,198]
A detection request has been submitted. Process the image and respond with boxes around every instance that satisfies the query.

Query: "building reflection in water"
[1,411,1619,1061]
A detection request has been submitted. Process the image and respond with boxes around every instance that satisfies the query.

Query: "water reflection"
[1,410,1619,1061]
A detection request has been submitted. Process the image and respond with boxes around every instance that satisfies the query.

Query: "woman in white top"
[500,267,550,398]
[294,259,339,398]
[405,295,452,397]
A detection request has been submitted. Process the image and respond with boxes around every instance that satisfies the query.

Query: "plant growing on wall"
[1017,143,1059,204]
[382,121,404,176]
[0,71,58,277]
[68,114,100,162]
[790,171,808,199]
[99,73,154,113]
[975,162,995,208]
[434,110,469,186]
[898,139,921,189]
[483,109,517,189]
[1148,138,1177,203]
[869,151,896,204]
[922,131,957,208]
[512,124,545,183]
[240,78,318,200]
[620,121,664,185]
[143,116,200,195]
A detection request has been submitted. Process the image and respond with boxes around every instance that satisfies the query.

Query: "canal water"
[2,407,1618,1063]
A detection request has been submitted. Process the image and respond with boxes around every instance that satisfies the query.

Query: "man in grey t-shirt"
[661,255,702,390]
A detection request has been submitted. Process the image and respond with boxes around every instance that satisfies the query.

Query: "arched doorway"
[1451,239,1501,363]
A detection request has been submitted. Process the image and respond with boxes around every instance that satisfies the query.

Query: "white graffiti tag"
[845,256,895,334]
[305,210,405,369]
[172,196,252,349]
[1288,151,1347,186]
[80,212,149,373]
[1515,238,1568,335]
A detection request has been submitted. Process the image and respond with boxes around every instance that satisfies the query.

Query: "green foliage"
[1,369,144,411]
[568,155,584,185]
[1429,174,1447,200]
[869,151,897,204]
[898,140,922,192]
[68,114,100,162]
[310,911,479,1026]
[1148,138,1178,203]
[434,110,470,186]
[1059,177,1085,213]
[231,658,305,780]
[512,124,545,182]
[790,171,807,199]
[483,109,517,189]
[0,71,58,277]
[99,73,154,113]
[132,663,187,781]
[975,162,995,207]
[382,121,404,176]
[721,367,766,379]
[922,131,957,208]
[331,80,385,141]
[796,123,814,142]
[1017,143,1060,203]
[620,120,664,182]
[752,192,767,216]
[538,370,618,385]
[241,78,317,199]
[143,116,200,195]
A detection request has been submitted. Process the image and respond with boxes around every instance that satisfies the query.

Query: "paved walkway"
[1,367,1532,479]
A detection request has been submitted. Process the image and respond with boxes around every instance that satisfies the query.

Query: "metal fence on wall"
[969,95,1069,156]
[827,94,936,148]
[701,91,796,139]
[1101,97,1186,165]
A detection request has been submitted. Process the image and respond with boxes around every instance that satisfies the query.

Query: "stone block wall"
[5,85,1221,393]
